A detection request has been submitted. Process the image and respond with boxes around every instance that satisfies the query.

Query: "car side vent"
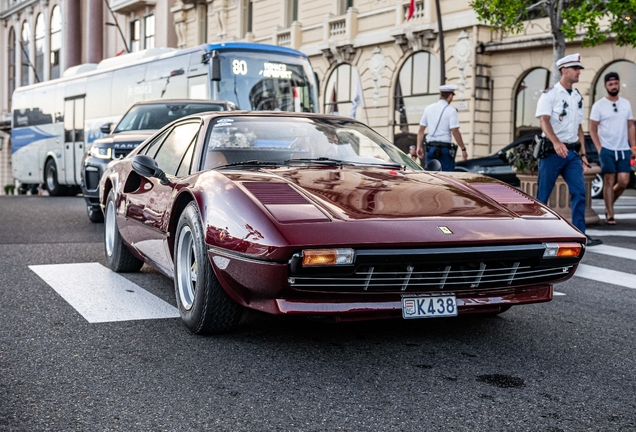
[243,182,309,205]
[471,183,534,204]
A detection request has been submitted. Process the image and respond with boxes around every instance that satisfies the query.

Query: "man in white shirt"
[535,53,601,246]
[416,84,467,171]
[589,72,636,225]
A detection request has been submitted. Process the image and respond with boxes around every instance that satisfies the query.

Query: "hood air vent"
[471,183,534,204]
[243,182,309,205]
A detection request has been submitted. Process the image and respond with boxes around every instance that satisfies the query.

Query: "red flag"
[407,0,415,20]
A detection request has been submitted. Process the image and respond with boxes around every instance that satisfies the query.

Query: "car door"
[63,96,85,185]
[125,120,201,273]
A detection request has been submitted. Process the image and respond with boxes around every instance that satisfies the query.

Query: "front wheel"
[87,203,104,223]
[591,173,603,199]
[104,191,143,272]
[174,202,242,334]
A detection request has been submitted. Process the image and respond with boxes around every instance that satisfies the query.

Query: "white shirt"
[589,96,633,151]
[419,99,460,143]
[535,82,584,143]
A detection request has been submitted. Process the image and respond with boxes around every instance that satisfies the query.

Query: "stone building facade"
[1,0,634,192]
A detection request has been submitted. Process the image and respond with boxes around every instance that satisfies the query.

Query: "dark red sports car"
[99,112,586,334]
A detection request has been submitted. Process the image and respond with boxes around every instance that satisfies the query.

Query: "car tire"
[87,204,104,223]
[174,202,242,334]
[591,173,603,199]
[104,191,143,272]
[44,159,66,196]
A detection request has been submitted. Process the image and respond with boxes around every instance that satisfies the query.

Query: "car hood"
[224,166,554,221]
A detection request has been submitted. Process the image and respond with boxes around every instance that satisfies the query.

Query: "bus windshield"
[214,50,317,113]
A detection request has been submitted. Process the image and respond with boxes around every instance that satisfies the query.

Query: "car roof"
[129,99,233,106]
[190,111,363,122]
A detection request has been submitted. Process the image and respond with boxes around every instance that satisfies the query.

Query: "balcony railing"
[108,0,155,14]
[403,1,426,21]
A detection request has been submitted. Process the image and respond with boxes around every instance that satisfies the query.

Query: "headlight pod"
[302,248,355,266]
[543,242,583,258]
[90,146,112,159]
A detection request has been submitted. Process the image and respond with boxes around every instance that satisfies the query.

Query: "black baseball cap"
[604,72,620,83]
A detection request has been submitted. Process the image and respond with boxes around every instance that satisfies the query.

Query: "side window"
[153,122,200,176]
[141,129,170,156]
[175,142,195,177]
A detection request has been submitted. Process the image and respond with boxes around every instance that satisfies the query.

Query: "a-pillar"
[64,0,81,70]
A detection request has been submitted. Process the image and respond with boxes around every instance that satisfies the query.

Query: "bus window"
[111,64,148,114]
[85,72,113,122]
[188,75,208,100]
[144,55,189,100]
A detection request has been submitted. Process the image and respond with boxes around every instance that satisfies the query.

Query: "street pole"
[435,0,445,84]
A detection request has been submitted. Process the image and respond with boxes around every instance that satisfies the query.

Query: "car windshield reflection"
[202,117,420,170]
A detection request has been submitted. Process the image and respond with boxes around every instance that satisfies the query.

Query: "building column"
[87,0,103,64]
[64,0,81,70]
[43,4,51,81]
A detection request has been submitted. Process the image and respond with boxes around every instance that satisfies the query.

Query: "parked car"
[455,134,635,198]
[99,112,585,334]
[82,100,237,222]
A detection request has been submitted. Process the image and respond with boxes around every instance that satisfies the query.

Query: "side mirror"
[424,159,442,172]
[210,51,221,82]
[131,155,169,185]
[100,123,113,134]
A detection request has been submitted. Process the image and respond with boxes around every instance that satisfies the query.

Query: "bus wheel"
[44,159,65,196]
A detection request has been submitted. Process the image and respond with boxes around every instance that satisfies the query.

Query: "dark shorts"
[599,147,632,174]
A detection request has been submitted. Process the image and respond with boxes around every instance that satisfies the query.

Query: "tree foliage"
[470,0,636,77]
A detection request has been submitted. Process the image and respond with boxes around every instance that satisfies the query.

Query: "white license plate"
[402,295,458,319]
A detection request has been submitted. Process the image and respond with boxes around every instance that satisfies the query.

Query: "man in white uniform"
[589,72,636,225]
[535,53,601,246]
[416,84,467,171]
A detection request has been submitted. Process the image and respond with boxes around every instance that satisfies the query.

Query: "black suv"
[82,100,237,222]
[455,134,635,199]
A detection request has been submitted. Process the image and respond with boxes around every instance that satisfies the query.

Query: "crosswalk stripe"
[595,212,636,220]
[575,264,636,290]
[585,229,636,237]
[30,262,179,323]
[584,244,636,261]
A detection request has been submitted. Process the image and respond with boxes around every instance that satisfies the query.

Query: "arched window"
[21,21,31,86]
[593,60,636,115]
[8,28,16,104]
[514,68,550,139]
[35,14,45,82]
[324,63,365,120]
[393,51,440,152]
[50,5,62,79]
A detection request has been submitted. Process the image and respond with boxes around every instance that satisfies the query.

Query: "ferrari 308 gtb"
[99,112,586,334]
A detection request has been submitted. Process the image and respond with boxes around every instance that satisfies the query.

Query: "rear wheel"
[104,191,143,272]
[44,159,66,196]
[174,202,242,334]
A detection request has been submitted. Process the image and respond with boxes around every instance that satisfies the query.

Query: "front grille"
[289,260,572,293]
[113,149,131,159]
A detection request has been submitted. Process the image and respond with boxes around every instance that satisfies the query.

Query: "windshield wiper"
[215,160,283,169]
[285,157,355,166]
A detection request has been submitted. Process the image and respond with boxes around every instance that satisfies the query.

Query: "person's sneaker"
[585,235,603,247]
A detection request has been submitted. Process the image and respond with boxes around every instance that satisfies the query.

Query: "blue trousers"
[537,151,586,233]
[425,146,455,171]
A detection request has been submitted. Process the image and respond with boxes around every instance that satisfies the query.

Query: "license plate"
[402,295,458,319]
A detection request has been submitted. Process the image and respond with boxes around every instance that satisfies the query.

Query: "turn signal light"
[302,248,355,266]
[543,242,583,258]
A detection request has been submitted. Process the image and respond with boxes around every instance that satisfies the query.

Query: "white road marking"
[30,262,179,323]
[554,291,566,296]
[584,244,636,261]
[585,229,636,237]
[575,264,636,290]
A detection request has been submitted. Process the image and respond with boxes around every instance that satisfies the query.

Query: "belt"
[426,141,453,148]
[563,142,579,150]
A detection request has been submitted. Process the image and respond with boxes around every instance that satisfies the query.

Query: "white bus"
[11,42,319,195]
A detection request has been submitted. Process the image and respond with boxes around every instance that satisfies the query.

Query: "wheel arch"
[167,190,198,261]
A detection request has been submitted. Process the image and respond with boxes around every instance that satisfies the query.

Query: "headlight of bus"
[90,146,112,159]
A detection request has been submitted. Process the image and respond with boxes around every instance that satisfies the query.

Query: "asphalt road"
[1,194,635,431]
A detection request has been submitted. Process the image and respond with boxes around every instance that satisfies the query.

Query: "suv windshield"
[202,116,420,170]
[113,102,231,133]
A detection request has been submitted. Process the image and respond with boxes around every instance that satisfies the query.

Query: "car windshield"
[114,103,229,133]
[202,116,421,170]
